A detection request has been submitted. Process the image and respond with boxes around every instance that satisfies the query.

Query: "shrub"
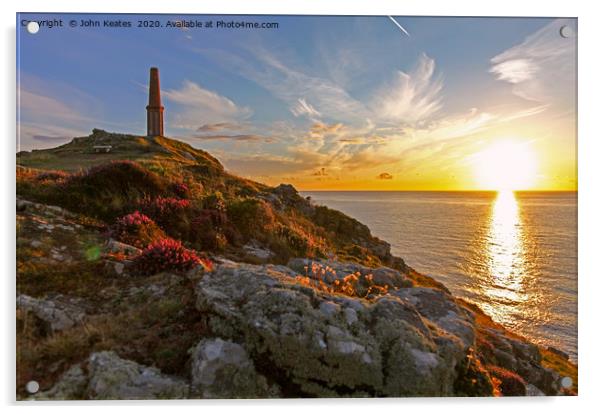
[47,161,169,220]
[109,211,165,249]
[453,354,494,396]
[66,161,167,198]
[226,198,275,240]
[170,182,190,198]
[296,261,388,298]
[36,170,70,182]
[130,238,211,276]
[136,197,192,238]
[487,365,527,396]
[270,223,326,262]
[190,209,228,250]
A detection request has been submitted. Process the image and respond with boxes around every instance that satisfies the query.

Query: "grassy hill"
[17,129,406,270]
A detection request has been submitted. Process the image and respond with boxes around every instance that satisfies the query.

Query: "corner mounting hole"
[27,21,39,34]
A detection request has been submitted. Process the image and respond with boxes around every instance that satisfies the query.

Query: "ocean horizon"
[302,190,578,361]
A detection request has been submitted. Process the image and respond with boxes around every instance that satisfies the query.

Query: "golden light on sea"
[483,190,528,323]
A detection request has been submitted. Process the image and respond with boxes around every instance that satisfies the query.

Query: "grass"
[16,272,209,398]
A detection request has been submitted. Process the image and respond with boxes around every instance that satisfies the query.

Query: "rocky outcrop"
[17,294,86,333]
[190,338,275,398]
[34,351,189,400]
[287,258,414,288]
[195,261,477,397]
[479,327,561,395]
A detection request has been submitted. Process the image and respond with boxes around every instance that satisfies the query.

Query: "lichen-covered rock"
[33,351,189,400]
[243,242,274,260]
[195,261,468,397]
[104,239,142,256]
[190,338,275,398]
[17,294,85,333]
[33,364,88,400]
[86,351,189,399]
[287,258,414,289]
[389,288,475,349]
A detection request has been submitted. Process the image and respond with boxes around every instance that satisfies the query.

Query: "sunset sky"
[17,14,577,190]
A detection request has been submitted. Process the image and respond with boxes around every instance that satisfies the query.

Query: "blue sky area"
[17,14,577,190]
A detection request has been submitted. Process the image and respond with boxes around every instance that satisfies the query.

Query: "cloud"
[197,122,244,132]
[312,167,328,176]
[18,122,86,151]
[196,47,444,130]
[194,133,274,143]
[17,75,105,150]
[164,80,252,130]
[290,98,321,119]
[308,122,344,139]
[377,172,394,180]
[20,90,92,125]
[373,53,443,124]
[490,19,576,106]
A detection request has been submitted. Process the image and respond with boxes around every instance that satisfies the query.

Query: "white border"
[2,0,601,413]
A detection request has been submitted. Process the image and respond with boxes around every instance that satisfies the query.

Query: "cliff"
[16,130,576,399]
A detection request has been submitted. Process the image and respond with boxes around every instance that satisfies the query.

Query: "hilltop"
[16,130,576,399]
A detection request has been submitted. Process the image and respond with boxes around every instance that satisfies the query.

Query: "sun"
[473,139,538,191]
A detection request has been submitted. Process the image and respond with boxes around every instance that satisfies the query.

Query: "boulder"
[389,288,475,349]
[86,351,189,399]
[195,261,469,397]
[105,239,142,256]
[33,364,88,400]
[243,242,274,260]
[33,351,189,400]
[17,294,85,333]
[190,338,274,398]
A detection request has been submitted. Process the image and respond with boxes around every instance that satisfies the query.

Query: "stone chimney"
[146,67,164,137]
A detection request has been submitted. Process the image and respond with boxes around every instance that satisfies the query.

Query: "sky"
[17,14,577,190]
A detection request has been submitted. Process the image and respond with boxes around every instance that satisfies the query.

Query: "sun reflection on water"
[484,190,527,311]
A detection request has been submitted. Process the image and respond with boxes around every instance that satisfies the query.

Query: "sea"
[302,191,578,361]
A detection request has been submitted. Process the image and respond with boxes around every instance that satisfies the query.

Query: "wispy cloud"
[193,133,274,143]
[490,19,576,106]
[196,122,244,132]
[17,74,106,150]
[164,80,252,130]
[373,53,443,124]
[290,98,321,119]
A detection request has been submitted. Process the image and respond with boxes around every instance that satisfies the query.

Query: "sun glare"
[473,140,537,191]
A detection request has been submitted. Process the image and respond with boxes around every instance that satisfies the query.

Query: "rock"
[17,294,85,333]
[181,151,196,161]
[243,242,274,260]
[104,259,128,276]
[30,240,42,248]
[35,351,189,400]
[271,184,313,214]
[86,351,189,399]
[526,383,545,396]
[195,261,469,397]
[481,328,560,395]
[190,338,273,398]
[34,364,88,400]
[287,258,414,289]
[17,199,30,212]
[390,288,475,349]
[105,239,142,256]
